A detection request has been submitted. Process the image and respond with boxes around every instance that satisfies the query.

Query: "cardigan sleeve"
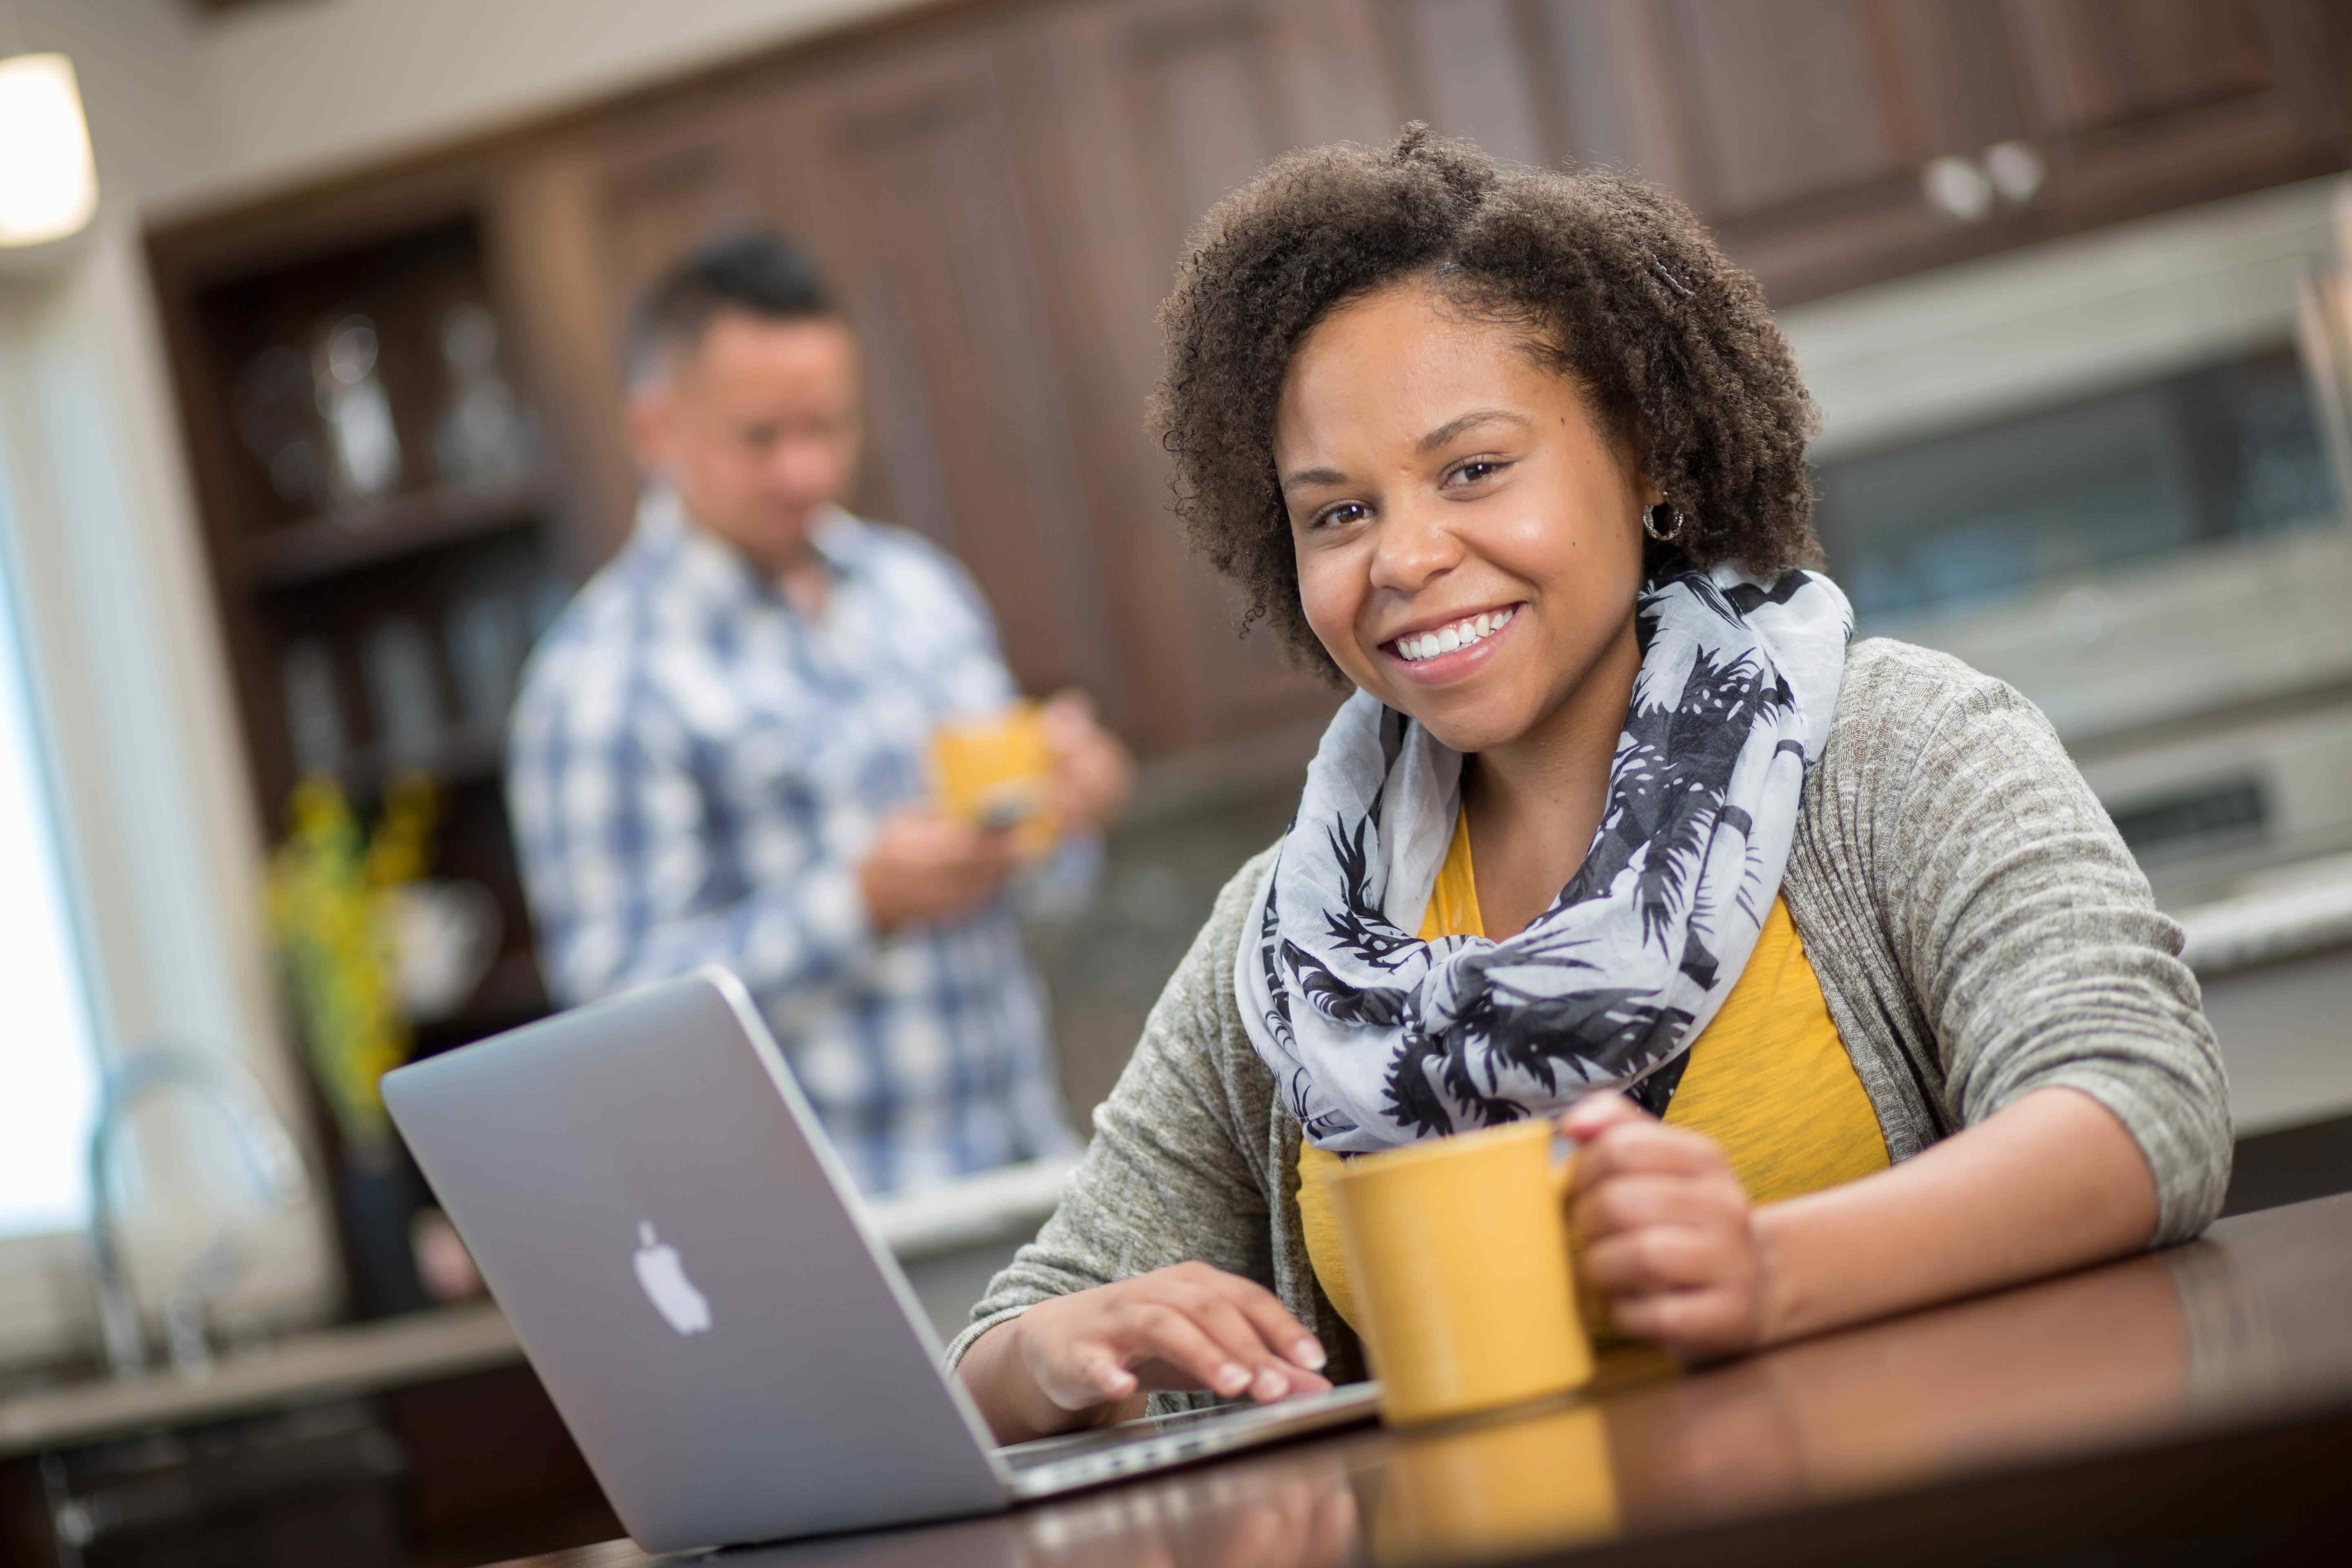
[1874,653,2231,1244]
[942,852,1282,1372]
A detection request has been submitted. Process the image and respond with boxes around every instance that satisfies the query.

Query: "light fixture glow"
[0,53,99,248]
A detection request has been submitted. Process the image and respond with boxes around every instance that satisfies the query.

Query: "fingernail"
[1292,1338,1327,1371]
[1216,1362,1250,1394]
[1251,1368,1288,1400]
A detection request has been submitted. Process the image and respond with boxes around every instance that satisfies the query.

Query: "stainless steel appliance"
[1780,176,2352,898]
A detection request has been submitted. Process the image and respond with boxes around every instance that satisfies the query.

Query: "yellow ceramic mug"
[1329,1118,1593,1425]
[929,702,1057,856]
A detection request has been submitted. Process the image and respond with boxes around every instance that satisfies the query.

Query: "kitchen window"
[0,465,103,1241]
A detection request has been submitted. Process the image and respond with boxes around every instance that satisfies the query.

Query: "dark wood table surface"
[493,1192,2352,1567]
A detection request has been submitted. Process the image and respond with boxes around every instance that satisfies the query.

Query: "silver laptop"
[381,967,1377,1551]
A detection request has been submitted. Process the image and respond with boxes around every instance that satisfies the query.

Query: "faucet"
[86,1050,311,1379]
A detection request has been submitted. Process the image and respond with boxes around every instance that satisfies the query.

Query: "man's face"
[628,309,865,573]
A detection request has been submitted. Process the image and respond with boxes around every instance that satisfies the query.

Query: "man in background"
[508,231,1131,1195]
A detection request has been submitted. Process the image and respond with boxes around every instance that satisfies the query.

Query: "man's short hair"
[628,229,838,386]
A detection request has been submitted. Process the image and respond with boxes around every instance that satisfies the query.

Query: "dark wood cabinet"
[1577,0,2025,297]
[1375,0,2349,301]
[1027,0,1383,748]
[2000,0,2350,232]
[779,32,1142,725]
[1376,0,2029,294]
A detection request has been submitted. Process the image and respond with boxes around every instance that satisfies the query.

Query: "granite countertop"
[0,1154,1074,1459]
[2174,850,2352,978]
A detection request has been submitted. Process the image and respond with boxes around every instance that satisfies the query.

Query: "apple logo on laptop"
[633,1222,712,1336]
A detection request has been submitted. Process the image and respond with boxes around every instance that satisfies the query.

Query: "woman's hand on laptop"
[959,1263,1331,1444]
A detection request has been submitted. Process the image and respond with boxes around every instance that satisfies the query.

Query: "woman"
[953,127,2227,1444]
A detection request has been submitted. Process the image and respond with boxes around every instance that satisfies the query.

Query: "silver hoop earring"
[1643,504,1687,543]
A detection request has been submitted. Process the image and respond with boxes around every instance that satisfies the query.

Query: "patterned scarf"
[1236,561,1853,1152]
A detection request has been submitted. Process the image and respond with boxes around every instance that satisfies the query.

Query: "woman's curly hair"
[1151,125,1821,677]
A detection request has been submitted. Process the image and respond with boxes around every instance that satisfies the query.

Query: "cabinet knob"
[1922,155,1994,223]
[1983,140,2047,207]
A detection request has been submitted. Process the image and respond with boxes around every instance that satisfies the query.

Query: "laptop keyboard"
[998,1402,1241,1472]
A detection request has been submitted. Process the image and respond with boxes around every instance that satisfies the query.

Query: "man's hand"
[1561,1091,1773,1362]
[960,1262,1331,1443]
[857,808,1024,934]
[1040,690,1134,833]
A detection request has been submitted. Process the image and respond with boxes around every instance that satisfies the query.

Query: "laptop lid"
[382,968,1010,1551]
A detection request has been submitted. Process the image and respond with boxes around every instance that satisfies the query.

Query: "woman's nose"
[1366,499,1463,595]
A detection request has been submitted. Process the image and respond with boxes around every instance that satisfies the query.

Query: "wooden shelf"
[411,951,551,1058]
[335,722,507,800]
[241,478,547,589]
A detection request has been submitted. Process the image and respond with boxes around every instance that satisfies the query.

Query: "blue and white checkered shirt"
[507,492,1082,1194]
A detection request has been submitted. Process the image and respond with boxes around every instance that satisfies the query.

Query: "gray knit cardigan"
[944,640,2232,1391]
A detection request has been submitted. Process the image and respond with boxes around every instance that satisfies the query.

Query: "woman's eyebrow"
[1279,465,1349,493]
[1419,408,1527,450]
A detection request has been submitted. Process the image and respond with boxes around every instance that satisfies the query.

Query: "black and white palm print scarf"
[1237,560,1853,1154]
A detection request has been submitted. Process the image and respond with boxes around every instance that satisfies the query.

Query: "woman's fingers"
[1581,1224,1733,1294]
[1572,1118,1730,1194]
[1205,1268,1330,1372]
[1609,1287,1760,1360]
[1109,1297,1330,1403]
[1029,1333,1140,1412]
[1120,1301,1261,1397]
[1024,1263,1336,1417]
[1556,1089,1653,1142]
[1180,1290,1316,1400]
[1573,1169,1745,1240]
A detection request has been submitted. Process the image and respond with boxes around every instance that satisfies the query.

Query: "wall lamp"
[0,50,100,248]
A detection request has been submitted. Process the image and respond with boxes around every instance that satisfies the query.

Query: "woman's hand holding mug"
[1559,1091,1775,1361]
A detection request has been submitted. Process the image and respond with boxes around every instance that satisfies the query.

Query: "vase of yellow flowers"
[267,772,440,1314]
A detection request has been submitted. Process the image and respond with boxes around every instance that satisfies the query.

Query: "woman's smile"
[1379,601,1524,682]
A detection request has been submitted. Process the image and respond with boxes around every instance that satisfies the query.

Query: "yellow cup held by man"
[1330,1118,1593,1425]
[929,702,1056,855]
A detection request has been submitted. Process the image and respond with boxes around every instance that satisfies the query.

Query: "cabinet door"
[491,100,796,571]
[1031,0,1389,751]
[2000,0,2349,228]
[1374,0,2033,301]
[593,109,782,326]
[768,31,1139,722]
[1587,0,2032,300]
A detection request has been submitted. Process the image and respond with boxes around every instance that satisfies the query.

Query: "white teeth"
[1396,607,1518,662]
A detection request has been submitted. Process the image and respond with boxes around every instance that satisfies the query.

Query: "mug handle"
[1551,1129,1613,1340]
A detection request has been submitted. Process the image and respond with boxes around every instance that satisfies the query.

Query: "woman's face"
[1275,280,1657,755]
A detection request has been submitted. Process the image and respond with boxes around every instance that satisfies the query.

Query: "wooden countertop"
[490,1192,2352,1566]
[0,1301,521,1457]
[2174,849,2352,976]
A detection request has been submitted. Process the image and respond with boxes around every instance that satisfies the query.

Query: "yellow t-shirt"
[1297,805,1889,1334]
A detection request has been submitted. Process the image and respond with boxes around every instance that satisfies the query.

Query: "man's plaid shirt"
[508,494,1080,1194]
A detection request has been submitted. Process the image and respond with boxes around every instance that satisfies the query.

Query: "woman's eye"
[1312,501,1370,530]
[1451,457,1508,486]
